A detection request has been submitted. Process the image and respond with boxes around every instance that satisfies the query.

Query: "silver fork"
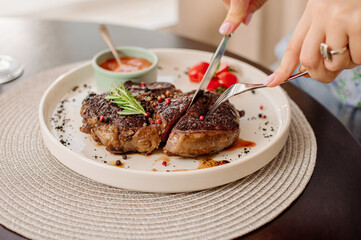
[206,71,308,118]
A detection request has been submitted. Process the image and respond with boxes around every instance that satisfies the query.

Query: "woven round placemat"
[0,63,316,240]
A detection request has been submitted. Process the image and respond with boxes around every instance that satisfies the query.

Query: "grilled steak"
[163,92,240,157]
[80,82,240,156]
[80,82,188,154]
[80,92,161,154]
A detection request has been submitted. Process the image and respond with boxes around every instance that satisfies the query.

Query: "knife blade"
[187,34,232,110]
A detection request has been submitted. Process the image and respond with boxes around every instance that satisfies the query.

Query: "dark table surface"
[1,18,360,240]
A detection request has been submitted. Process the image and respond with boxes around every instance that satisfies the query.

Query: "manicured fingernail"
[264,73,275,85]
[219,22,232,35]
[245,13,253,25]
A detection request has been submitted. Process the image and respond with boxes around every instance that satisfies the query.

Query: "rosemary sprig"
[105,83,146,116]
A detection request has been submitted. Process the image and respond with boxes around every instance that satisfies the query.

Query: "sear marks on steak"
[152,95,191,142]
[124,81,176,97]
[124,81,182,116]
[163,92,240,157]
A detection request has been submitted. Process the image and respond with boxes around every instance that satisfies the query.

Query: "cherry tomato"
[206,78,221,91]
[217,72,238,88]
[216,62,229,76]
[188,62,209,82]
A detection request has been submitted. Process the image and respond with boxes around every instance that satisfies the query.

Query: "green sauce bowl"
[92,46,158,91]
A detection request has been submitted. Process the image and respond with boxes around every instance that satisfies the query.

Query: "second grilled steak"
[163,92,240,157]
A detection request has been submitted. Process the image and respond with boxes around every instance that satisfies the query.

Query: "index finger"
[266,6,312,87]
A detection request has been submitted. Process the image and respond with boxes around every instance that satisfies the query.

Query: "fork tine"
[206,87,233,118]
[211,92,227,108]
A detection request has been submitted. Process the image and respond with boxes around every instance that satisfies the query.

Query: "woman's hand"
[219,0,267,35]
[265,0,361,86]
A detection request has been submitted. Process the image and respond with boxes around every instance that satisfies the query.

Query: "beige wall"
[175,0,308,67]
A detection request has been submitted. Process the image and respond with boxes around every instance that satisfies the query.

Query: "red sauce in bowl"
[99,57,152,73]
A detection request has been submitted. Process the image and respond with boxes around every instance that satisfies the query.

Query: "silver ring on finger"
[320,43,348,61]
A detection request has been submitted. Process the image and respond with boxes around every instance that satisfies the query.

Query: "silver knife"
[187,34,232,110]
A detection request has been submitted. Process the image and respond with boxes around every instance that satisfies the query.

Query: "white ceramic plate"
[39,48,291,193]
